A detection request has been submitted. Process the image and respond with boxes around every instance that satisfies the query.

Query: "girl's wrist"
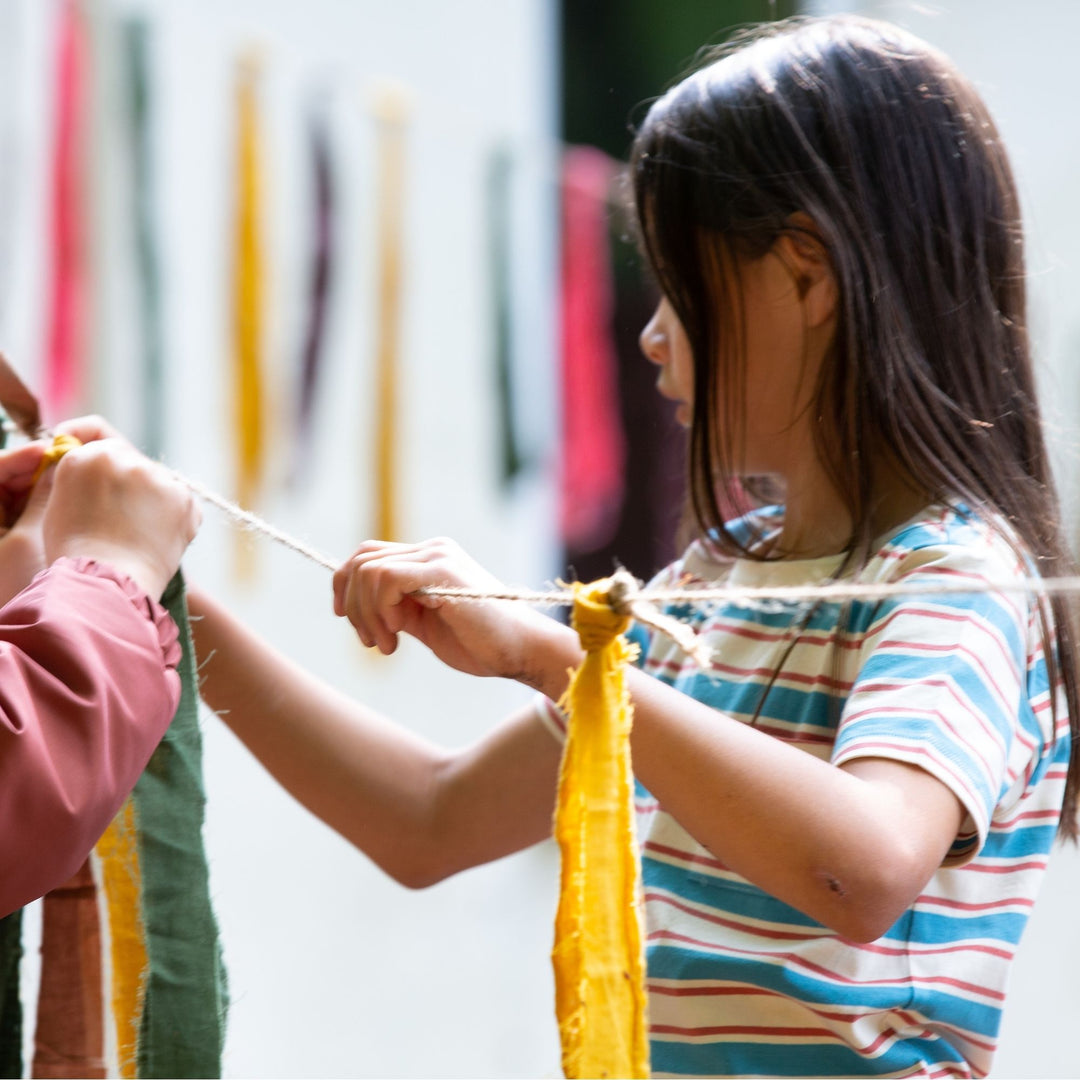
[512,617,583,699]
[48,541,167,602]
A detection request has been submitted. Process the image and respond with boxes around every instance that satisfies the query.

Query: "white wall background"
[804,3,1080,1077]
[1,0,563,1076]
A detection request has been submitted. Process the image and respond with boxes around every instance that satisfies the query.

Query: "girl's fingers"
[333,539,477,653]
[0,442,46,490]
[54,414,124,445]
[354,560,438,653]
[0,442,49,527]
[333,540,428,616]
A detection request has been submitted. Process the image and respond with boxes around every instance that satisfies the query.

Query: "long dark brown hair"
[630,14,1080,839]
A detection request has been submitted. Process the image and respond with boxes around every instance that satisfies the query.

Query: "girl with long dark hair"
[190,16,1077,1076]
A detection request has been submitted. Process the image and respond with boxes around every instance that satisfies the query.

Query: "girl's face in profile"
[639,297,694,428]
[639,242,832,481]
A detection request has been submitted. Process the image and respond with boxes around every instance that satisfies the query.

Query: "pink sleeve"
[0,556,181,915]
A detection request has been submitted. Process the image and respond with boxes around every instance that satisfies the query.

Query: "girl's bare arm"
[334,537,964,941]
[188,586,562,888]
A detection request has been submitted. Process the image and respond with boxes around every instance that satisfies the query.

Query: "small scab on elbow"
[814,867,895,942]
[821,871,848,898]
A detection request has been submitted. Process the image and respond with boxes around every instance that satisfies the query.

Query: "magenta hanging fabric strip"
[44,0,87,424]
[0,1,21,344]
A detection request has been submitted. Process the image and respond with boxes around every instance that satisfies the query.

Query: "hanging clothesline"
[14,421,1080,635]
[137,457,1080,675]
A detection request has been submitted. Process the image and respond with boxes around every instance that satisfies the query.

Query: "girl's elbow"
[830,904,904,944]
[812,859,924,942]
[366,834,463,890]
[391,859,454,890]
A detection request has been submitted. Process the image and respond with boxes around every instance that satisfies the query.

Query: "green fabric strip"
[488,143,524,485]
[0,910,22,1080]
[124,18,165,461]
[133,572,227,1078]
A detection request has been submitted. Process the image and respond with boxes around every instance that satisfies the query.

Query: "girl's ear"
[776,212,838,330]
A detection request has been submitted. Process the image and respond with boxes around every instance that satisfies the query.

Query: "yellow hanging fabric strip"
[553,578,650,1079]
[94,799,148,1080]
[232,52,265,578]
[31,433,147,1078]
[370,86,408,542]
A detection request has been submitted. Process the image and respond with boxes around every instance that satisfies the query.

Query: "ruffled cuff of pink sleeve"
[49,556,182,670]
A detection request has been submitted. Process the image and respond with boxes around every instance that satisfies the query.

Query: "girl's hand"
[333,538,572,683]
[54,413,123,445]
[42,439,201,601]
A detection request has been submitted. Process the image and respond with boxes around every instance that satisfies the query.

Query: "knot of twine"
[579,568,714,669]
[419,570,715,669]
[571,575,633,652]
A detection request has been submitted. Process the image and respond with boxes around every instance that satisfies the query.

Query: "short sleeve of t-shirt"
[831,533,1039,864]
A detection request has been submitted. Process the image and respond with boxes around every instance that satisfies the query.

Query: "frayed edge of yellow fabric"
[95,797,148,1079]
[552,577,650,1079]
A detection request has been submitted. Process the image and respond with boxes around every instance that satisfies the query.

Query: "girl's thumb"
[15,466,57,531]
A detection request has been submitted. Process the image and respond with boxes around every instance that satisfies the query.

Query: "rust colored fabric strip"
[31,860,105,1079]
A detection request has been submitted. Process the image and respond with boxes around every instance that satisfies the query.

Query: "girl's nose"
[639,309,668,366]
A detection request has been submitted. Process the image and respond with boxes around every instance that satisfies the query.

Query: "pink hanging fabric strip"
[560,146,625,554]
[44,0,87,423]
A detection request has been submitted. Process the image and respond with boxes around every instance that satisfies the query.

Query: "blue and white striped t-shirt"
[537,504,1069,1078]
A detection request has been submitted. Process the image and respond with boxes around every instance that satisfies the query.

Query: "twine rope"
[415,574,1080,607]
[173,473,340,572]
[161,480,1080,669]
[26,430,1080,667]
[176,475,1080,607]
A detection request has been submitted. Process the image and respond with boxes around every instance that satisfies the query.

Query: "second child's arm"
[189,586,563,887]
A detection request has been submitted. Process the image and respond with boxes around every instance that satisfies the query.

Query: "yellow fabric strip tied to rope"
[30,432,82,483]
[553,577,650,1079]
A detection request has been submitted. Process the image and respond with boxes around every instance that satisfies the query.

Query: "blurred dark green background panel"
[562,0,799,157]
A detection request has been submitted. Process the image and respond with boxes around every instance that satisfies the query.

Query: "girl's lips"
[655,379,691,425]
